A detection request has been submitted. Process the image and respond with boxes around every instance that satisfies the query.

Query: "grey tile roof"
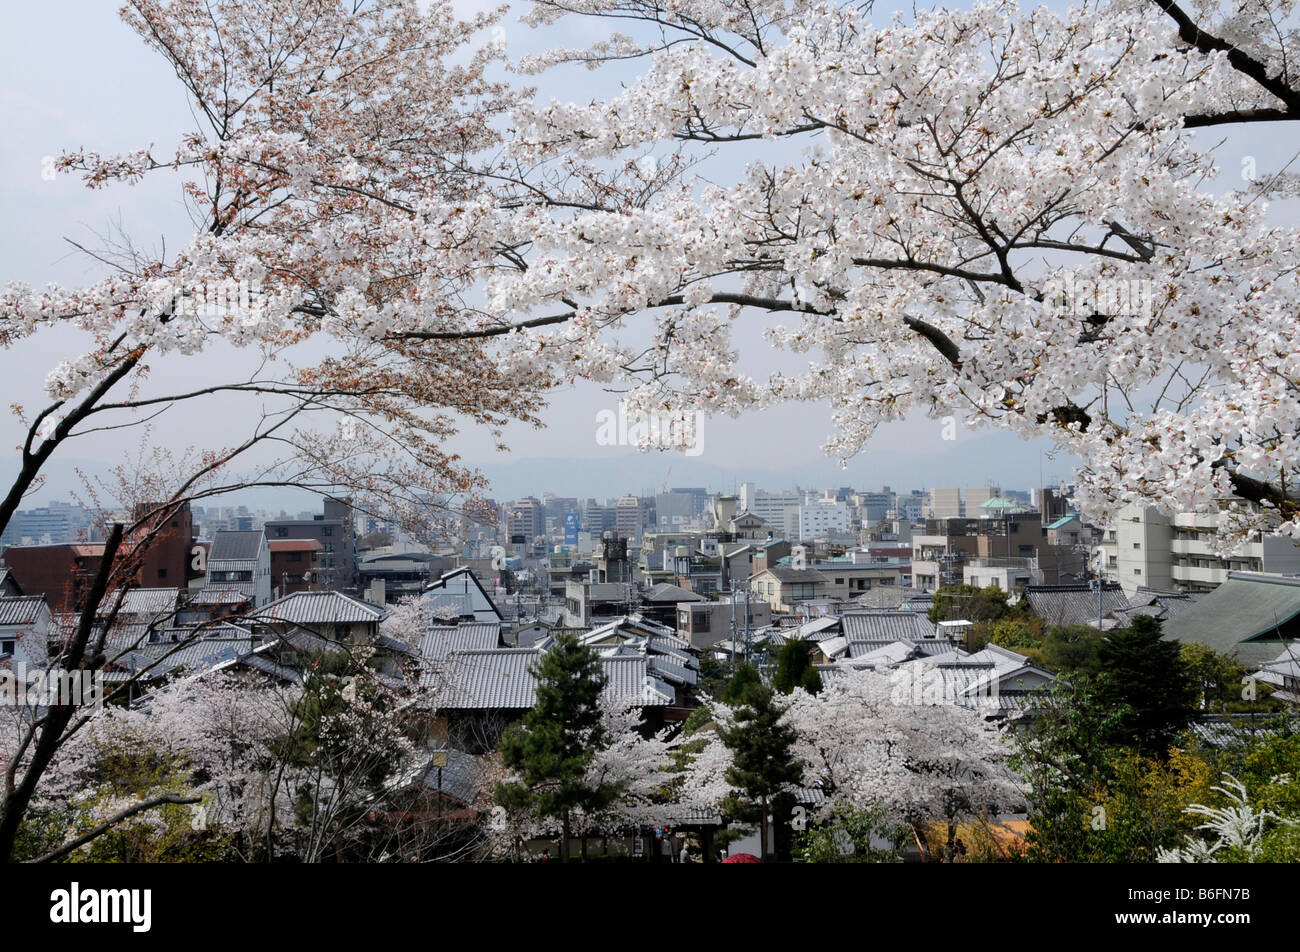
[251,591,386,626]
[648,655,697,686]
[107,588,180,617]
[845,637,955,659]
[422,748,482,805]
[209,530,265,562]
[841,610,937,642]
[1023,583,1130,628]
[840,640,920,666]
[133,637,255,678]
[419,623,504,666]
[431,649,674,710]
[0,595,48,626]
[645,582,704,603]
[147,623,253,643]
[434,649,544,708]
[1186,716,1300,747]
[816,635,850,659]
[186,586,254,605]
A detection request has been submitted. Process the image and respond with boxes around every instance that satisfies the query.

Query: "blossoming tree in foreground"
[485,0,1300,544]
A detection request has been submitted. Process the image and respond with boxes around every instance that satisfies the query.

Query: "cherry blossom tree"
[484,0,1300,545]
[0,0,547,860]
[785,669,1025,860]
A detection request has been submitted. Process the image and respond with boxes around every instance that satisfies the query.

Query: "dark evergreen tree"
[1093,616,1198,756]
[495,634,615,861]
[718,680,803,860]
[772,640,822,695]
[722,661,763,704]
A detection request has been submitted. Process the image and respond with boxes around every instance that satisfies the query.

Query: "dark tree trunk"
[0,523,123,861]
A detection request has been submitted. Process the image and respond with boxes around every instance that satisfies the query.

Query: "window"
[323,526,333,537]
[1132,542,1141,549]
[0,640,13,656]
[275,527,288,538]
[157,567,167,579]
[1134,568,1142,575]
[1108,556,1117,567]
[835,577,844,585]
[286,551,302,562]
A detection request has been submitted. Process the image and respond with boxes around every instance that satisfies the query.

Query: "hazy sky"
[1,1,1292,507]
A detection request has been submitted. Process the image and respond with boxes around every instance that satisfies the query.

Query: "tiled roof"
[186,586,254,605]
[845,638,954,659]
[422,749,483,805]
[134,637,254,678]
[207,560,257,574]
[0,595,48,626]
[419,623,504,668]
[1023,583,1129,627]
[645,582,704,603]
[816,635,850,660]
[841,610,936,642]
[209,530,265,562]
[106,588,180,617]
[251,590,386,626]
[840,640,920,666]
[430,649,674,710]
[648,655,697,686]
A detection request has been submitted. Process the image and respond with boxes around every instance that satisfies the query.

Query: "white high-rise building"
[797,501,850,540]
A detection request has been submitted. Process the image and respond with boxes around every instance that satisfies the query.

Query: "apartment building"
[925,487,963,519]
[1099,504,1300,596]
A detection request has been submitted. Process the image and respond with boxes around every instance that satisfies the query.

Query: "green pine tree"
[772,640,822,696]
[495,634,616,862]
[717,678,803,860]
[1093,615,1198,757]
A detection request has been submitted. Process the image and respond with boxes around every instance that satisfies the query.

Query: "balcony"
[1170,564,1230,586]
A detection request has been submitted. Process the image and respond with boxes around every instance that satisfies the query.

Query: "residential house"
[749,565,828,613]
[204,530,272,608]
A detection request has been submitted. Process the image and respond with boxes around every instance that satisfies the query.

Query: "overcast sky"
[2,1,1292,506]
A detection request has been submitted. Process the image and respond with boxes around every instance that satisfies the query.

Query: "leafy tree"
[1093,616,1198,756]
[716,681,803,860]
[773,640,822,696]
[1038,625,1107,678]
[1012,675,1216,862]
[265,650,415,862]
[1179,643,1249,714]
[795,806,906,863]
[929,585,1017,624]
[495,635,615,862]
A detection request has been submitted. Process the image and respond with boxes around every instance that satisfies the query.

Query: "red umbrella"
[722,853,761,863]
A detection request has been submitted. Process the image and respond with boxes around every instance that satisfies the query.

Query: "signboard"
[563,512,580,546]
